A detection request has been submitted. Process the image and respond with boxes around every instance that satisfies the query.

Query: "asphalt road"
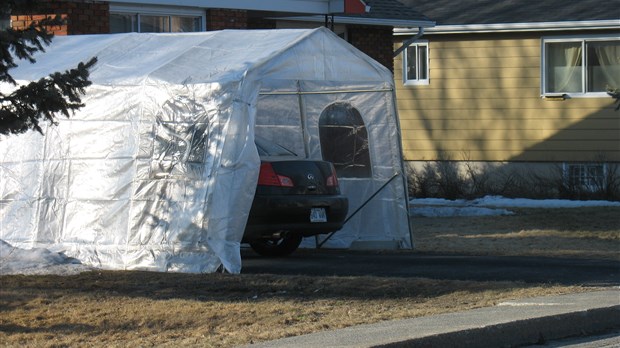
[240,249,620,286]
[521,331,620,347]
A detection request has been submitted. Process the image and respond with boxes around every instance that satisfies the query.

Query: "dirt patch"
[1,207,618,347]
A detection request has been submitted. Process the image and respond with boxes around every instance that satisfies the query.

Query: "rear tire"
[249,233,303,257]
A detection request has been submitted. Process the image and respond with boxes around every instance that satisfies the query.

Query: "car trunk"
[256,159,340,196]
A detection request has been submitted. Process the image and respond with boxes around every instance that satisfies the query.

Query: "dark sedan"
[243,137,349,257]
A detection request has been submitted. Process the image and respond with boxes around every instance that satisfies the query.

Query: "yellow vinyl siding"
[398,66,541,79]
[395,34,620,162]
[399,78,540,90]
[397,98,618,111]
[401,149,611,162]
[401,119,619,133]
[399,112,617,125]
[404,139,617,152]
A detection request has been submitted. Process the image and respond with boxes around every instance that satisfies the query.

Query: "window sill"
[403,80,429,87]
[542,92,613,99]
[542,93,568,101]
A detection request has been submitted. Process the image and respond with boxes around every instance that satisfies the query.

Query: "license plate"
[310,208,327,223]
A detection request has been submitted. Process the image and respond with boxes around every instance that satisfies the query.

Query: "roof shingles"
[397,0,620,25]
[343,0,432,22]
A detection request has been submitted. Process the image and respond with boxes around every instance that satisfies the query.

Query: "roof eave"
[273,15,435,28]
[394,20,619,35]
[106,0,331,14]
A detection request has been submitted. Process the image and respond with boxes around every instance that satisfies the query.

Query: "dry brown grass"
[1,207,618,347]
[411,207,620,260]
[0,272,588,347]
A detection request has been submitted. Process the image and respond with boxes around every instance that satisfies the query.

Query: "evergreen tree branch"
[608,88,620,111]
[0,1,96,136]
[0,57,97,135]
[0,15,62,84]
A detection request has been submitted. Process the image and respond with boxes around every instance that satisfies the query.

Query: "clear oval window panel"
[319,102,371,178]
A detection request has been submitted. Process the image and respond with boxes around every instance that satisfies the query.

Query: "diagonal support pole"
[317,172,400,248]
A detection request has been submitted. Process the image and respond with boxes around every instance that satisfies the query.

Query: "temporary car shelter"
[0,27,411,273]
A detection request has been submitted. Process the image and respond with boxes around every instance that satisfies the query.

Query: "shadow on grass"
[2,208,617,306]
[0,323,98,334]
[0,267,547,305]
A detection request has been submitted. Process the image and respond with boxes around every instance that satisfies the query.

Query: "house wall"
[207,9,248,30]
[10,0,109,35]
[348,25,394,72]
[394,31,619,164]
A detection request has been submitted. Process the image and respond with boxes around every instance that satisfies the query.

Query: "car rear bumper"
[243,194,349,241]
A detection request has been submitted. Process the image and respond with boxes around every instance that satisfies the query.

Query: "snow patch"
[410,195,620,217]
[0,240,93,276]
[411,206,514,217]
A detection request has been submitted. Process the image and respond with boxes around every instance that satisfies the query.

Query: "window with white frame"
[403,41,429,85]
[564,163,606,191]
[110,5,205,33]
[542,37,619,96]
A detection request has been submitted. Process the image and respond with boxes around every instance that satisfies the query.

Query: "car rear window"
[255,137,297,156]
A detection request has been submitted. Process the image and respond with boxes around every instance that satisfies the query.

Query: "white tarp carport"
[0,27,411,273]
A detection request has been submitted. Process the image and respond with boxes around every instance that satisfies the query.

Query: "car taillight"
[326,164,339,187]
[257,162,294,187]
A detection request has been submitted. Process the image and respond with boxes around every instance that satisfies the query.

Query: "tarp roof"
[15,28,392,86]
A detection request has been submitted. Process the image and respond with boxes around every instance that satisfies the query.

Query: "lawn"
[1,207,618,347]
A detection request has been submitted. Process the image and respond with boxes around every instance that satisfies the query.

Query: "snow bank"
[410,195,620,217]
[411,206,514,217]
[472,196,620,208]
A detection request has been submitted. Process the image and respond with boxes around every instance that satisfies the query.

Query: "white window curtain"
[547,42,582,93]
[592,42,620,91]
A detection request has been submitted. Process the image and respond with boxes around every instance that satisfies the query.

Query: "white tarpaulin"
[0,28,411,273]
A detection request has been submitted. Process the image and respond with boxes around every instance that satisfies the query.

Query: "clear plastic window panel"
[255,94,305,157]
[151,122,209,179]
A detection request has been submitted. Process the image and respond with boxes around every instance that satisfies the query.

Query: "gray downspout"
[393,27,424,57]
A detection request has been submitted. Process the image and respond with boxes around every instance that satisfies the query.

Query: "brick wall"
[207,9,248,30]
[9,2,394,72]
[347,25,394,72]
[11,14,69,35]
[248,18,277,30]
[10,0,109,35]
